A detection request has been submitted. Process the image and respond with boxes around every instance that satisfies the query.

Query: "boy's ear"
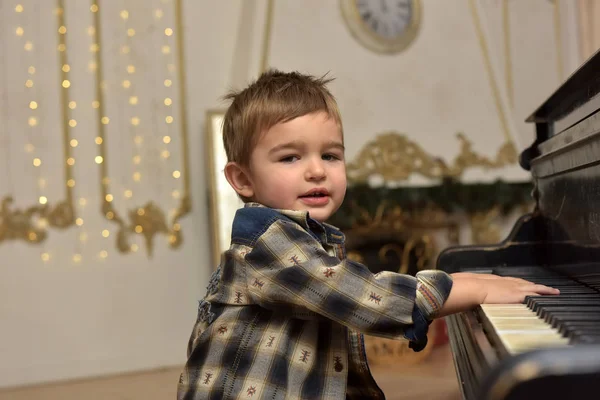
[224,162,254,199]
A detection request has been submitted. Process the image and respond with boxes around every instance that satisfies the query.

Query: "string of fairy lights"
[163,9,183,210]
[5,0,188,263]
[15,3,51,261]
[89,1,111,261]
[67,14,93,264]
[119,5,141,253]
[56,1,83,264]
[91,0,186,258]
[156,3,183,217]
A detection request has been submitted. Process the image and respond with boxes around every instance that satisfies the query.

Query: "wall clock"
[340,0,422,54]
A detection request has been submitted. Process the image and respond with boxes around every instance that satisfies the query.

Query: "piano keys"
[438,48,600,400]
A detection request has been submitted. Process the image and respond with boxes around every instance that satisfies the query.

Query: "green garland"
[328,179,533,230]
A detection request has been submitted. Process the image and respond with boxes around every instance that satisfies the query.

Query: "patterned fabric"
[178,203,453,399]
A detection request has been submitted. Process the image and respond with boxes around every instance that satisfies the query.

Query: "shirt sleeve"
[243,218,453,348]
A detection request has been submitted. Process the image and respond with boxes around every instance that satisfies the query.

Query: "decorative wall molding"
[90,0,192,257]
[346,132,517,184]
[577,0,600,61]
[502,0,564,106]
[0,0,76,247]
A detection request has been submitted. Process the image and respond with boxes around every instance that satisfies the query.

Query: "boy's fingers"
[530,284,560,294]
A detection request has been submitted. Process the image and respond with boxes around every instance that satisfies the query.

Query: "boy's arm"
[243,220,452,351]
[243,219,450,349]
[243,219,559,349]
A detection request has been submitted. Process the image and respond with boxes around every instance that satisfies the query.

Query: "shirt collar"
[244,202,345,245]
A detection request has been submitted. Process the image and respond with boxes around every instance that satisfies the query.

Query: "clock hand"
[380,0,388,13]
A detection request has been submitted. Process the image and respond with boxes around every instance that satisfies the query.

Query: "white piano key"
[479,303,570,355]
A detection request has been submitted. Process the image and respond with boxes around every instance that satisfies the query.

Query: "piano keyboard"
[478,270,600,357]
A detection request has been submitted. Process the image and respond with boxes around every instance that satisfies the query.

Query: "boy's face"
[228,112,346,222]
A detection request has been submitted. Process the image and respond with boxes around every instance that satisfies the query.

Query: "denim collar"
[244,202,345,245]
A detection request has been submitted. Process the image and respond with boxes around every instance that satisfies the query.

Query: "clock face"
[340,0,422,54]
[357,0,413,40]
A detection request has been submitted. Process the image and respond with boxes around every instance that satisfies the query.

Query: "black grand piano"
[438,49,600,399]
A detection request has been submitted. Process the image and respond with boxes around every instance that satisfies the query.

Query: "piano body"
[438,49,600,400]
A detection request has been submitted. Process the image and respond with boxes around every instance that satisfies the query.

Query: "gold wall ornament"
[469,206,502,245]
[378,235,434,275]
[101,198,190,256]
[0,197,75,243]
[0,0,77,246]
[449,133,518,175]
[346,232,434,275]
[347,200,459,248]
[346,250,364,264]
[90,0,192,257]
[468,202,533,245]
[343,200,458,275]
[346,132,518,184]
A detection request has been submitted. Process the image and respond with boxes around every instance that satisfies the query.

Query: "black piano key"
[533,300,600,308]
[544,311,600,326]
[526,295,600,309]
[537,305,600,320]
[545,312,600,325]
[528,299,600,313]
[550,314,600,329]
[558,321,600,335]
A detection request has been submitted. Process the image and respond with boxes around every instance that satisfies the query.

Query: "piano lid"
[526,48,600,137]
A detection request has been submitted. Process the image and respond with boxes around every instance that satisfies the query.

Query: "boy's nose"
[305,160,326,181]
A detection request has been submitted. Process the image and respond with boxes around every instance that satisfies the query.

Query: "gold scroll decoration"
[470,206,502,245]
[470,202,533,245]
[347,200,459,256]
[346,132,517,183]
[90,0,192,257]
[0,0,76,246]
[0,197,74,243]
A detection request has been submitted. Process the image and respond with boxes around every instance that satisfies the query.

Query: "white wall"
[0,0,241,388]
[0,0,581,389]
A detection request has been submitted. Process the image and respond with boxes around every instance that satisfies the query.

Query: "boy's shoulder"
[231,203,344,246]
[231,203,307,245]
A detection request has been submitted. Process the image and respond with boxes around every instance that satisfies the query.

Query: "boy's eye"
[322,153,341,161]
[279,155,299,163]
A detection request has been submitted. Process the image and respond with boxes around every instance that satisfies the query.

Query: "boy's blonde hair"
[222,69,343,167]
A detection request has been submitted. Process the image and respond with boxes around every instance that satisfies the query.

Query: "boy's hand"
[436,273,560,318]
[479,276,560,304]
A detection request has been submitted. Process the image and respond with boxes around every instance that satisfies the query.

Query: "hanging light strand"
[17,4,48,258]
[56,0,83,264]
[89,1,112,260]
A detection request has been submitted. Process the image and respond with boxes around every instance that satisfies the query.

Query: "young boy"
[178,70,559,399]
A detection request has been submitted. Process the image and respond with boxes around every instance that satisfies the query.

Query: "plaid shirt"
[178,203,453,399]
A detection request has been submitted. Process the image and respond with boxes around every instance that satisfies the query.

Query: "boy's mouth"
[299,188,329,198]
[299,188,331,207]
